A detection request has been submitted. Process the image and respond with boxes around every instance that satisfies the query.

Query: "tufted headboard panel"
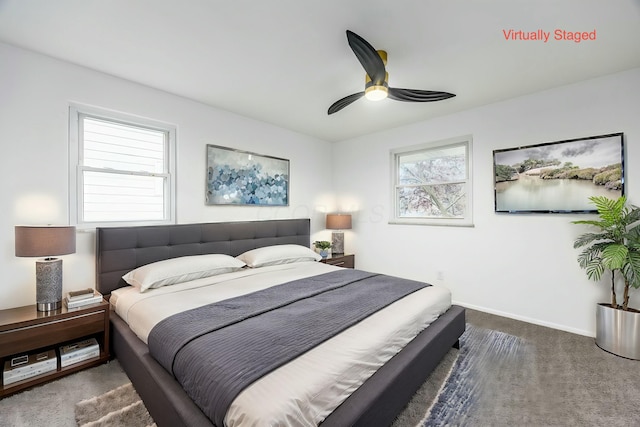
[95,218,310,295]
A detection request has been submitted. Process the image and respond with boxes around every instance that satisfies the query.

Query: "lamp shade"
[15,226,76,257]
[326,214,352,230]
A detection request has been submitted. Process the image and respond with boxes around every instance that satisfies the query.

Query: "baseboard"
[453,300,594,338]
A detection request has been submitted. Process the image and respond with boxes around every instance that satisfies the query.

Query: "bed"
[96,218,465,427]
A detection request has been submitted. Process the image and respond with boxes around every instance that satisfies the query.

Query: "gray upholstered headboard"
[95,218,310,295]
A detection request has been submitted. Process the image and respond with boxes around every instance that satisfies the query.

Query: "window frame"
[390,135,473,227]
[69,105,176,229]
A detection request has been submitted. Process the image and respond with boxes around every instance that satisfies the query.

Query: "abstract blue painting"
[206,145,289,206]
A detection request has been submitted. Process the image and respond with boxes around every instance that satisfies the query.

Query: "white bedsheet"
[111,262,452,427]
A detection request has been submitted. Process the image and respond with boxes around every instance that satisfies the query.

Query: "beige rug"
[75,382,156,427]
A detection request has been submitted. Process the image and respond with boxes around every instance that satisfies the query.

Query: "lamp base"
[331,231,345,255]
[37,301,62,311]
[36,258,63,312]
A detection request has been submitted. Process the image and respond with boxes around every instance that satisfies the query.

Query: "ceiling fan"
[328,30,456,115]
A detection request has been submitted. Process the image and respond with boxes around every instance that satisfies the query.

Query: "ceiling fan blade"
[346,30,386,85]
[328,92,365,115]
[388,88,456,102]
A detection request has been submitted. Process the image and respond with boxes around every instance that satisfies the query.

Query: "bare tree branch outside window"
[391,138,472,226]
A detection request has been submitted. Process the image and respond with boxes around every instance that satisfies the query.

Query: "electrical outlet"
[437,271,444,280]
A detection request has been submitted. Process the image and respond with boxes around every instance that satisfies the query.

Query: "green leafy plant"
[313,241,332,251]
[573,195,640,311]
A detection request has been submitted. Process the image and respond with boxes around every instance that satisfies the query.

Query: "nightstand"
[320,253,355,269]
[0,299,110,398]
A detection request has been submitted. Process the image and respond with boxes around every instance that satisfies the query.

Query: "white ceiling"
[1,0,639,142]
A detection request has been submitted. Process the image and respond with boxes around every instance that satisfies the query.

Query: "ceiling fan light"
[365,85,388,101]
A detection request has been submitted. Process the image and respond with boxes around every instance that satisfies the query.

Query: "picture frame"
[206,144,289,206]
[493,133,624,213]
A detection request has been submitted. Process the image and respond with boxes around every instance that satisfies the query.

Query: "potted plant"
[572,195,640,359]
[314,241,332,258]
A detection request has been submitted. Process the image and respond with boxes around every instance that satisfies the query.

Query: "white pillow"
[122,254,246,292]
[237,244,321,268]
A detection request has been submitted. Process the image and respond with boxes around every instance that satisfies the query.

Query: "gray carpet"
[0,360,129,427]
[75,382,155,427]
[1,309,639,426]
[462,309,640,426]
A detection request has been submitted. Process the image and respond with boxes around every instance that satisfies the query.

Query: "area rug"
[417,324,527,426]
[75,382,155,427]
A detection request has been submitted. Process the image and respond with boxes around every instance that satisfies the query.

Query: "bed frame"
[96,218,465,427]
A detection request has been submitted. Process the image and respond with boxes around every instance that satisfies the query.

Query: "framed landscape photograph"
[493,133,624,213]
[206,145,289,206]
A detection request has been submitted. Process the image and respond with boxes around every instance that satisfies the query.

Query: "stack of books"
[64,288,103,309]
[59,338,100,368]
[3,349,57,386]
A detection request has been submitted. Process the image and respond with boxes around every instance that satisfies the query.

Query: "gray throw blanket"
[148,269,431,426]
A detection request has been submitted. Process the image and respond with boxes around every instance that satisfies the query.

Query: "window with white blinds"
[69,106,176,227]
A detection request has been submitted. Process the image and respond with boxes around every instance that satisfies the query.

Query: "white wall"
[333,68,640,337]
[3,41,639,337]
[0,43,334,310]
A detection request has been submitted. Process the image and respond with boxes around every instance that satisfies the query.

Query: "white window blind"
[70,106,175,226]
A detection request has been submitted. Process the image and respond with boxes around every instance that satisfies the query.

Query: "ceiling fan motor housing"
[365,50,388,100]
[327,31,456,114]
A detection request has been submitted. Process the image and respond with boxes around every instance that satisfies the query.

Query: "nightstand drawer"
[0,310,106,357]
[320,254,355,269]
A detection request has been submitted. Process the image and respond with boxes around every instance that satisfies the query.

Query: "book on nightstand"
[59,338,100,368]
[66,288,96,302]
[64,290,103,309]
[3,349,57,386]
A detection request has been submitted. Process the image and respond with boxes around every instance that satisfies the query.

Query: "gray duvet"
[148,268,431,426]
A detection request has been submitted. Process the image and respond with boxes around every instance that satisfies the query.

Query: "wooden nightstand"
[0,299,110,398]
[320,254,355,269]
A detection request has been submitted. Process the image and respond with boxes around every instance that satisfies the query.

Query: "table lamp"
[15,226,76,311]
[326,213,352,255]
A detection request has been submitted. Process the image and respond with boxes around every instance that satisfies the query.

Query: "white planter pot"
[595,303,640,360]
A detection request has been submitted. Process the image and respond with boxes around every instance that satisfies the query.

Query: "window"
[69,106,176,227]
[390,135,473,226]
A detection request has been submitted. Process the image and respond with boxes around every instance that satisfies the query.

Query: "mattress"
[111,261,452,427]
